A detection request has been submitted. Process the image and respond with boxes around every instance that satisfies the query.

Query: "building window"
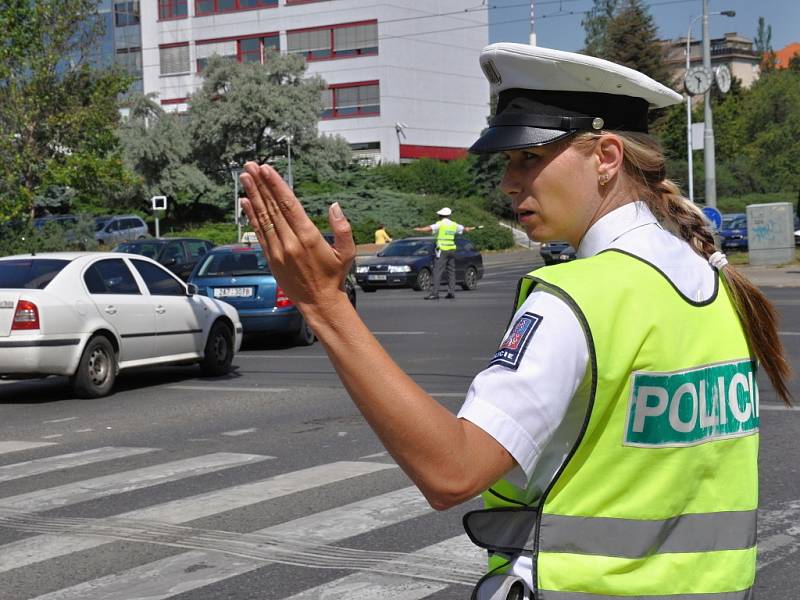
[114,1,140,26]
[285,0,329,4]
[322,82,379,119]
[160,44,190,75]
[287,21,378,61]
[195,0,277,16]
[158,0,187,19]
[196,34,279,72]
[116,47,142,74]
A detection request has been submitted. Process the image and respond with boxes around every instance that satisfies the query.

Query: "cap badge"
[592,117,604,130]
[481,60,502,85]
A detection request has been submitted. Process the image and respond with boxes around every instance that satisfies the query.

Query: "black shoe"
[445,293,455,299]
[424,294,440,300]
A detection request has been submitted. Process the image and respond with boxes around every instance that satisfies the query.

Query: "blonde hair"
[574,131,792,406]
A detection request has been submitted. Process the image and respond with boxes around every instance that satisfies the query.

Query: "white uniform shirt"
[457,201,715,589]
[429,218,465,235]
[459,201,715,487]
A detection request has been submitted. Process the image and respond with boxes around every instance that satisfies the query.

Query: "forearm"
[299,293,510,508]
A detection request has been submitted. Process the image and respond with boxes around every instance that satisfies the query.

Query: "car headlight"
[388,265,411,273]
[356,266,369,274]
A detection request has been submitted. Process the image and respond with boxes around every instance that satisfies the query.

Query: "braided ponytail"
[575,131,792,406]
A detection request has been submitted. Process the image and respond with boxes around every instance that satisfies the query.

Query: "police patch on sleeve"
[489,312,543,370]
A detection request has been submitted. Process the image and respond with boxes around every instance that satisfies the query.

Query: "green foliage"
[163,222,239,246]
[361,158,477,198]
[604,0,670,86]
[581,0,619,57]
[0,1,134,221]
[716,191,797,213]
[0,215,98,257]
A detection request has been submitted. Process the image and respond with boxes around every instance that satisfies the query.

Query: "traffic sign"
[702,206,722,229]
[151,195,167,211]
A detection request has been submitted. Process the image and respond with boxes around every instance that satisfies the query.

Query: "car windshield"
[195,250,270,277]
[0,259,70,289]
[114,241,163,259]
[95,218,111,232]
[722,216,745,229]
[378,240,434,257]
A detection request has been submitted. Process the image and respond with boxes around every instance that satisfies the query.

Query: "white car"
[0,252,243,398]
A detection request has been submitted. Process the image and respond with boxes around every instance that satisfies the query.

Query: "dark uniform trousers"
[431,249,456,296]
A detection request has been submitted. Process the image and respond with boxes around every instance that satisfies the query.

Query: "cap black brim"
[468,126,574,154]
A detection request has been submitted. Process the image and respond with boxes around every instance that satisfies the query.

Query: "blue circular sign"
[702,207,722,229]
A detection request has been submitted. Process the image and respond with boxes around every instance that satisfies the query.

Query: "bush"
[716,191,797,213]
[164,222,239,246]
[0,216,98,257]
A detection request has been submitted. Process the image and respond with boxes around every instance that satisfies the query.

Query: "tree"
[754,17,776,73]
[581,0,619,57]
[788,53,800,73]
[603,0,669,86]
[0,0,134,221]
[187,53,333,181]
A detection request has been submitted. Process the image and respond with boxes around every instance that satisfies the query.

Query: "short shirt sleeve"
[458,289,589,480]
[456,223,465,234]
[429,222,440,232]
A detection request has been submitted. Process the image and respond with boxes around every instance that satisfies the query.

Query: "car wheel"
[200,321,234,376]
[292,317,316,347]
[461,266,478,291]
[71,335,117,398]
[412,268,431,291]
[360,285,377,293]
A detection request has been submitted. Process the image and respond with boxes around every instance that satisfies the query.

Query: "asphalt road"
[0,248,798,599]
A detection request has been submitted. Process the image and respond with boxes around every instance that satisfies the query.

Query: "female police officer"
[238,44,791,600]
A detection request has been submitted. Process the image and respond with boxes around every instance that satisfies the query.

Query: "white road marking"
[27,486,437,600]
[0,461,395,573]
[167,385,289,393]
[41,434,63,440]
[73,428,93,433]
[0,452,272,513]
[760,404,797,412]
[778,331,800,336]
[221,428,258,437]
[0,447,155,483]
[0,441,56,455]
[43,417,78,424]
[359,450,389,459]
[284,535,482,599]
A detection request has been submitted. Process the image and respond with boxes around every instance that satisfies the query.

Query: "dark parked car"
[539,241,576,265]
[33,215,80,230]
[113,238,215,280]
[355,236,483,293]
[719,213,747,250]
[188,243,356,346]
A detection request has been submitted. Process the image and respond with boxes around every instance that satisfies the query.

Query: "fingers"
[328,202,356,261]
[239,170,283,264]
[257,164,319,242]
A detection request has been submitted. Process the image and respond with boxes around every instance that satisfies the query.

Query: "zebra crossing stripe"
[27,485,437,600]
[0,460,395,574]
[0,452,272,513]
[0,447,156,483]
[284,535,482,599]
[0,441,56,455]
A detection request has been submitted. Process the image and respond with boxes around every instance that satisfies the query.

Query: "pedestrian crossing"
[0,441,484,599]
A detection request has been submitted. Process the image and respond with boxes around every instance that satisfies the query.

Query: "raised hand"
[238,162,356,309]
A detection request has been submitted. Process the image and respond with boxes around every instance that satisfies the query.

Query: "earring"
[599,173,609,186]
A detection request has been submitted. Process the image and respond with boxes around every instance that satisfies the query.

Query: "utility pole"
[702,0,717,208]
[529,0,537,46]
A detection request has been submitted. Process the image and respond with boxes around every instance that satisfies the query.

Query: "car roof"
[0,251,157,261]
[208,243,262,252]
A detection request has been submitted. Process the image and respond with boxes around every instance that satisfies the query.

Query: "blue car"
[188,244,315,345]
[355,236,483,292]
[719,213,747,250]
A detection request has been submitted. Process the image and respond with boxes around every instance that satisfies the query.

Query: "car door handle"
[104,305,117,315]
[155,305,166,314]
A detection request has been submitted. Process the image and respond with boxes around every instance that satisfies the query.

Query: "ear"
[594,134,625,181]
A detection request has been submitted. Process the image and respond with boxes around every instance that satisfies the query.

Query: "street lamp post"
[685,8,734,204]
[229,163,242,243]
[276,135,294,190]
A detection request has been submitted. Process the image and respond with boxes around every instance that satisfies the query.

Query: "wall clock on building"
[715,64,732,94]
[684,65,713,96]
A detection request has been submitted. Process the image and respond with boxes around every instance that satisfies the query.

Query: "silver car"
[95,215,149,246]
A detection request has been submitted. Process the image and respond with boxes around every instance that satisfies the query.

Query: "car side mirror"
[187,283,198,296]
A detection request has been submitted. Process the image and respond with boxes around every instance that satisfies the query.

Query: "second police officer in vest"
[238,44,791,600]
[414,207,476,299]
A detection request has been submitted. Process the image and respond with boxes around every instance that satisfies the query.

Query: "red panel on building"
[399,145,467,161]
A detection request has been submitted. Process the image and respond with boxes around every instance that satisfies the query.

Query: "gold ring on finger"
[264,222,275,233]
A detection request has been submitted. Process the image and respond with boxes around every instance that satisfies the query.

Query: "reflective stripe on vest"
[436,220,458,250]
[470,250,758,599]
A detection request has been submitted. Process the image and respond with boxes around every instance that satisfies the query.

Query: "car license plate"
[368,274,387,281]
[214,287,253,298]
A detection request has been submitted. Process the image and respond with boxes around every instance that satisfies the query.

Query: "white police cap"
[437,207,452,216]
[470,43,683,154]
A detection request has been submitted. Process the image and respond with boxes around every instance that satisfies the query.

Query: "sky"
[489,0,799,52]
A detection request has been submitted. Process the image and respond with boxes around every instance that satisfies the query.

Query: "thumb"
[328,202,355,258]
